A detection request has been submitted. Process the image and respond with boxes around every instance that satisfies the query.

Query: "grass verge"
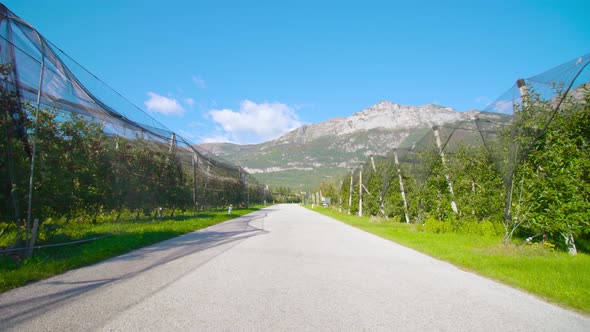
[306,205,590,314]
[0,207,259,293]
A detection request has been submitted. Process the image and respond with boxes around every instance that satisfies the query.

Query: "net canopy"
[334,53,589,248]
[0,4,268,251]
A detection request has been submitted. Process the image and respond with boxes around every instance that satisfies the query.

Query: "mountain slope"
[200,101,505,189]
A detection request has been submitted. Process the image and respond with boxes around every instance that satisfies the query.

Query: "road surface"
[1,204,588,331]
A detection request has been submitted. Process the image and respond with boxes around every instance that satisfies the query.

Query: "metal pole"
[433,126,458,214]
[393,149,411,223]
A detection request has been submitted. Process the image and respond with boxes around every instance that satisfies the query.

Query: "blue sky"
[4,0,589,144]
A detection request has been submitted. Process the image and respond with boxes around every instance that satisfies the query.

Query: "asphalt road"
[1,204,588,331]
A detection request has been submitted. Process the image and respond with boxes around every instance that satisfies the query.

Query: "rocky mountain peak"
[199,100,496,188]
[273,100,469,145]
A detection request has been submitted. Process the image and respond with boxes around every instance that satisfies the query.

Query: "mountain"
[199,101,506,189]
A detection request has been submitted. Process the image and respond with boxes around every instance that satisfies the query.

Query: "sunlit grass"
[307,205,590,314]
[0,207,259,292]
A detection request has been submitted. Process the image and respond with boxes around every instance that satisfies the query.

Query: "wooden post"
[433,126,458,214]
[393,149,411,223]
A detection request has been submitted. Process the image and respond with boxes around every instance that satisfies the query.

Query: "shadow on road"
[0,210,269,328]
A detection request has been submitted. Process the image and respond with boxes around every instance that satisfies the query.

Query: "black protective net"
[396,120,506,223]
[336,53,589,249]
[0,4,266,252]
[477,54,590,244]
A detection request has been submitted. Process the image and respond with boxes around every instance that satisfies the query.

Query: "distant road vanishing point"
[1,204,588,331]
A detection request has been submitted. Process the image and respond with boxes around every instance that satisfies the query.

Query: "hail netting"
[335,53,589,247]
[0,4,252,250]
[395,119,506,222]
[477,54,590,243]
[478,54,590,186]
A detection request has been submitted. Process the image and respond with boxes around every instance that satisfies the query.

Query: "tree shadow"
[0,210,269,328]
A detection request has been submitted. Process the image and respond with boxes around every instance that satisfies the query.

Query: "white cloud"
[144,92,185,116]
[192,75,206,89]
[208,100,302,144]
[185,97,195,108]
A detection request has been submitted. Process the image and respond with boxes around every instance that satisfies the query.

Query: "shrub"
[421,216,502,237]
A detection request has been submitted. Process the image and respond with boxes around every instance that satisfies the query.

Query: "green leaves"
[322,86,589,254]
[516,88,590,250]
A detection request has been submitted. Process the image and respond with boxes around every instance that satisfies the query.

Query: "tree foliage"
[1,61,255,250]
[510,87,590,253]
[318,86,589,254]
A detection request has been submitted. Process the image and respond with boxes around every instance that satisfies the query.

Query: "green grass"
[0,207,259,293]
[306,206,590,315]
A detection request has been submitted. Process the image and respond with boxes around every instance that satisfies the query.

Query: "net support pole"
[433,126,458,214]
[503,78,527,236]
[517,78,528,98]
[348,169,353,215]
[26,218,39,258]
[246,174,249,208]
[169,133,176,152]
[358,169,363,217]
[393,149,411,223]
[26,40,46,256]
[338,180,343,212]
[239,167,243,206]
[192,152,198,212]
